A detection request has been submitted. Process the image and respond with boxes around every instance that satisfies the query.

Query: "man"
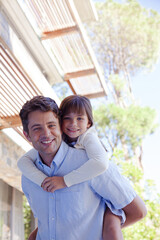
[20,96,147,240]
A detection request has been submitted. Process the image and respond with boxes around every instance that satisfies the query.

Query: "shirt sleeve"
[17,148,47,186]
[64,127,109,187]
[89,161,136,225]
[22,176,38,218]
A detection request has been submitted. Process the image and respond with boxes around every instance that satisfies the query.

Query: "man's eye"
[33,127,40,131]
[49,124,56,128]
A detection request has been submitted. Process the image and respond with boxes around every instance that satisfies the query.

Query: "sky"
[93,0,160,192]
[133,60,160,191]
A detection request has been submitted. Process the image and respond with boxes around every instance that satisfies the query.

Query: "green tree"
[87,0,160,167]
[103,142,160,239]
[88,0,160,103]
[93,103,158,168]
[23,196,32,240]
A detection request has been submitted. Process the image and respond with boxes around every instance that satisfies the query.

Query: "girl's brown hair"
[60,95,93,126]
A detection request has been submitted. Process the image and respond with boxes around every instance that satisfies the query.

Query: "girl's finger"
[47,186,56,193]
[42,177,52,184]
[42,182,53,191]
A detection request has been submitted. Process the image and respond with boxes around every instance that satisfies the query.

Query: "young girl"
[18,95,146,240]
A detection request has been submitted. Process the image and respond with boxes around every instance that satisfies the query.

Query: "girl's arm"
[17,148,47,186]
[64,127,109,187]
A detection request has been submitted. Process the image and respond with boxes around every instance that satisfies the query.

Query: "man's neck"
[39,152,56,167]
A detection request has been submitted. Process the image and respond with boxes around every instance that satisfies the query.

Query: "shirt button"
[52,217,54,220]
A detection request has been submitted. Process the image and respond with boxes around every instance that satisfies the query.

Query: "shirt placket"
[47,161,57,240]
[49,191,56,240]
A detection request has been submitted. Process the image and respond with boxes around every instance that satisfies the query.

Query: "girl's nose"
[71,118,77,126]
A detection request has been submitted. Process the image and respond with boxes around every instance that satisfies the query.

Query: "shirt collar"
[36,141,69,171]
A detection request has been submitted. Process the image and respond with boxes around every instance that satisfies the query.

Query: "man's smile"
[40,138,55,145]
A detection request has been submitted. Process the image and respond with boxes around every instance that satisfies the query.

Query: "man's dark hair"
[19,96,59,133]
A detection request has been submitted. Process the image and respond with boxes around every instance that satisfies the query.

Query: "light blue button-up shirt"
[22,141,136,240]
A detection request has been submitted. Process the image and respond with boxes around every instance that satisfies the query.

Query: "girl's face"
[62,111,91,142]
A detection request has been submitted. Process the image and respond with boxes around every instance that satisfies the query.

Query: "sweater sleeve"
[17,148,47,186]
[64,128,109,187]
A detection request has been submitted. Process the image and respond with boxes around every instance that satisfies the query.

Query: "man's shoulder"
[59,141,88,161]
[22,174,32,187]
[68,143,86,154]
[65,141,89,161]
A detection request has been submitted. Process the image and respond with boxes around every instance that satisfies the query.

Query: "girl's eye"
[78,117,85,121]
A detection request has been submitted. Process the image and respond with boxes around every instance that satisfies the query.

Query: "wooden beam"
[83,91,105,99]
[0,115,22,130]
[64,68,95,80]
[66,80,76,94]
[41,25,78,40]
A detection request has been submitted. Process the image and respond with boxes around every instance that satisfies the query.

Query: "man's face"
[24,110,62,166]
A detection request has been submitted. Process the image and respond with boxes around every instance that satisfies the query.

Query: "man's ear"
[23,130,31,142]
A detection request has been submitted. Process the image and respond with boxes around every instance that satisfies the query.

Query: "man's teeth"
[42,140,52,143]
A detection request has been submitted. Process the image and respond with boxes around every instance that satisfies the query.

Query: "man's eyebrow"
[47,121,57,124]
[31,124,41,129]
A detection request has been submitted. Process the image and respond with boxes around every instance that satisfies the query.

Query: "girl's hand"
[41,176,67,192]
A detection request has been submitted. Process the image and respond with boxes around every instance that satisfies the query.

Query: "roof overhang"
[0,0,63,85]
[1,0,108,98]
[73,0,98,22]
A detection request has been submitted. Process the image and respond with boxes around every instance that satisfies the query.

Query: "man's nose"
[42,126,51,136]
